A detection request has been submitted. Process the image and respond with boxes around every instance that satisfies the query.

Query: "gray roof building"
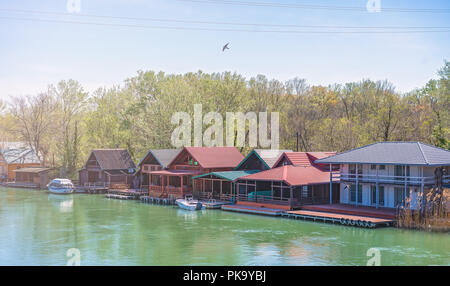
[88,149,136,170]
[137,149,181,169]
[315,142,450,166]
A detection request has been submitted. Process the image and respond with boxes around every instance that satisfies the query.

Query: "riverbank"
[0,187,449,266]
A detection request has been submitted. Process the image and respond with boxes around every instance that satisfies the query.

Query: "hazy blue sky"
[0,0,449,99]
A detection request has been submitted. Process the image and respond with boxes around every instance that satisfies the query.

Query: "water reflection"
[47,194,74,213]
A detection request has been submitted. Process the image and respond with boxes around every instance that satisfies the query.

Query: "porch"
[148,169,201,199]
[235,179,340,210]
[192,170,259,201]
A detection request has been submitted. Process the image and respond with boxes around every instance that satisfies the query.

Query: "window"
[379,165,385,170]
[370,165,377,170]
[349,184,362,203]
[301,185,309,198]
[394,187,406,207]
[370,185,385,206]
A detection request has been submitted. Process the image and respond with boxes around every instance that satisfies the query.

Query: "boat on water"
[176,195,203,211]
[47,179,75,194]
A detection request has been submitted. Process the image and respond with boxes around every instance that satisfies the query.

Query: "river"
[0,187,448,265]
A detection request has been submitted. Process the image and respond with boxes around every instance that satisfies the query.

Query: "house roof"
[192,170,260,181]
[89,149,136,170]
[234,149,292,170]
[274,151,336,167]
[13,167,51,173]
[171,147,244,169]
[137,149,180,169]
[238,165,333,186]
[315,142,450,166]
[1,148,40,164]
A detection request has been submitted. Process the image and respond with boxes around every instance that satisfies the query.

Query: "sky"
[0,0,449,100]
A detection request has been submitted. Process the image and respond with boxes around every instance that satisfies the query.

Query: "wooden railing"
[236,194,292,206]
[195,192,234,202]
[340,173,436,185]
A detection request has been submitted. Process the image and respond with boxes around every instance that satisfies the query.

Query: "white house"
[315,142,450,209]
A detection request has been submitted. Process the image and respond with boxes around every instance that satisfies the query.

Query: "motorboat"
[176,195,202,211]
[47,178,75,194]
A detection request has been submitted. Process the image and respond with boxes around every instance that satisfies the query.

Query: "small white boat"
[176,195,203,211]
[47,179,75,194]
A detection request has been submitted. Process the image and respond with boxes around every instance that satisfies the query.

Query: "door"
[88,171,99,183]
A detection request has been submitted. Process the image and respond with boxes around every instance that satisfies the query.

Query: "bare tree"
[9,93,57,165]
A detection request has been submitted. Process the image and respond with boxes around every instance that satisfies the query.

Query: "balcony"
[339,172,444,186]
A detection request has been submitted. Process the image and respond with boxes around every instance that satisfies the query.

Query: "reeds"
[397,188,449,232]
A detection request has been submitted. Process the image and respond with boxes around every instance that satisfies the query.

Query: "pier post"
[329,164,332,205]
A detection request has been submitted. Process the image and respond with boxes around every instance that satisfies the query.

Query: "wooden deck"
[221,204,285,216]
[301,204,396,220]
[105,189,146,200]
[200,200,231,209]
[283,210,394,228]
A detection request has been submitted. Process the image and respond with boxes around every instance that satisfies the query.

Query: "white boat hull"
[48,187,74,194]
[176,199,202,211]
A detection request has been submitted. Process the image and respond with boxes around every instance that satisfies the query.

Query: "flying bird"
[222,43,230,52]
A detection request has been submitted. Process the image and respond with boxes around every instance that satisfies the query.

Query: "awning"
[192,170,260,181]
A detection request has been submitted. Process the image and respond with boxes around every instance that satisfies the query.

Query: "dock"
[282,210,394,228]
[221,204,284,216]
[200,199,231,209]
[105,189,146,200]
[140,195,177,205]
[75,183,108,194]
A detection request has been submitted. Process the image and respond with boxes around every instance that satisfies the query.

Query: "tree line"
[0,61,448,179]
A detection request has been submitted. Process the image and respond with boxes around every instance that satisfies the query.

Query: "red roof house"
[235,151,340,210]
[148,147,243,199]
[273,151,336,168]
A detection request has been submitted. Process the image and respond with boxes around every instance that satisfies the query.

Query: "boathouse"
[147,147,244,199]
[0,144,40,182]
[192,149,291,201]
[315,142,450,210]
[78,149,136,188]
[12,167,52,189]
[135,149,180,190]
[233,151,340,210]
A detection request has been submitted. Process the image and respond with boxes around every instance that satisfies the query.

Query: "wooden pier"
[75,183,108,194]
[221,204,284,216]
[105,189,146,200]
[282,210,394,228]
[140,195,177,205]
[200,199,231,209]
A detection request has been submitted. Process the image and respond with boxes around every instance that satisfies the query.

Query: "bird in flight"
[222,43,230,52]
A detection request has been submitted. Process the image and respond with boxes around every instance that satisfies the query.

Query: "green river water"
[0,187,448,266]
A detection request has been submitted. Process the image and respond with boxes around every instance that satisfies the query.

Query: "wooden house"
[0,147,40,182]
[78,149,136,188]
[192,149,291,201]
[148,147,244,199]
[234,151,340,210]
[12,167,51,189]
[135,149,180,189]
